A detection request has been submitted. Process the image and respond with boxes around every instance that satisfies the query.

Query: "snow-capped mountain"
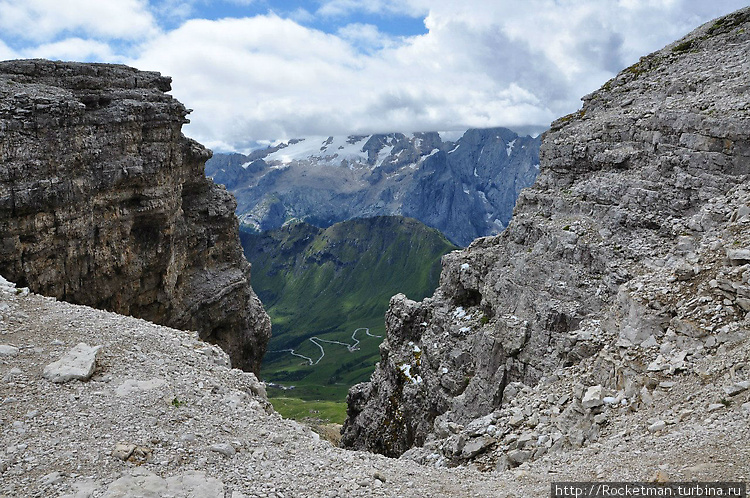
[206,128,541,246]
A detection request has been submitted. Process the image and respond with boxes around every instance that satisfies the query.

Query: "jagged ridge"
[206,129,541,246]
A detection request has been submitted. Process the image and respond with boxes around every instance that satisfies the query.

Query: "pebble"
[0,344,19,357]
[722,381,750,397]
[210,443,236,458]
[647,421,667,433]
[112,442,137,461]
[39,471,63,486]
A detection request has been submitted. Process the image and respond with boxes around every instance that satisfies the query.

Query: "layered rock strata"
[0,60,270,373]
[341,8,750,460]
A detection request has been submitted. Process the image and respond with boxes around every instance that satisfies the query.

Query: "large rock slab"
[42,343,101,383]
[100,470,224,498]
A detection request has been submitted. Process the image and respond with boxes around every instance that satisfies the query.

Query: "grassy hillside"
[240,216,457,406]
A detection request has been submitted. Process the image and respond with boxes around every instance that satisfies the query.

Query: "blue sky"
[175,1,429,37]
[0,1,746,152]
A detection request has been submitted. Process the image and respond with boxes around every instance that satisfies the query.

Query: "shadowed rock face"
[341,9,750,457]
[0,59,270,373]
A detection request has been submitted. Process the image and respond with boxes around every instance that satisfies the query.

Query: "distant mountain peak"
[206,127,542,246]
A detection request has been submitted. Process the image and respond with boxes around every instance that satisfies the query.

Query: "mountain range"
[206,128,541,246]
[1,7,749,496]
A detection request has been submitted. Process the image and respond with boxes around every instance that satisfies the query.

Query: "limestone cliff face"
[0,60,271,373]
[341,8,750,458]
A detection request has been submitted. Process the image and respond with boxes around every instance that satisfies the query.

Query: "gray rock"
[39,471,63,487]
[341,8,750,461]
[0,345,19,357]
[111,443,151,464]
[111,443,136,461]
[507,449,532,466]
[102,469,224,498]
[508,412,525,428]
[0,60,271,374]
[722,381,750,397]
[726,249,750,266]
[460,435,494,459]
[648,420,667,433]
[42,343,101,383]
[210,443,236,458]
[115,378,166,397]
[582,385,605,409]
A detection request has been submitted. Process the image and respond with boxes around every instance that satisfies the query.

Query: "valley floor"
[0,278,748,497]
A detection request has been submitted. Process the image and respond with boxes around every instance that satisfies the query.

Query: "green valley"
[240,216,458,414]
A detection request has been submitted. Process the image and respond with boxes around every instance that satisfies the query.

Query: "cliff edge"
[341,8,750,465]
[0,60,271,373]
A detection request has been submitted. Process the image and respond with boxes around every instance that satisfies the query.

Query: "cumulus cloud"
[0,40,17,61]
[21,38,122,63]
[130,11,564,151]
[1,0,747,151]
[0,0,159,42]
[337,23,400,52]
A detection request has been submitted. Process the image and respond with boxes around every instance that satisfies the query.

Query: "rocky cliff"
[0,60,271,373]
[341,8,750,464]
[206,129,541,246]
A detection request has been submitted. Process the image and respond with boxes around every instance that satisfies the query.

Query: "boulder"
[42,343,101,383]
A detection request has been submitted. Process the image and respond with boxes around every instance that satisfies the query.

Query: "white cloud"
[130,12,562,150]
[127,0,748,150]
[0,40,17,61]
[1,0,746,152]
[0,0,159,42]
[20,38,122,63]
[151,0,196,24]
[336,23,400,52]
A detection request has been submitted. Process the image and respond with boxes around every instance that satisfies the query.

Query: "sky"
[0,1,746,153]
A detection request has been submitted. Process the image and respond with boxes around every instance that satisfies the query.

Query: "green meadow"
[241,216,457,419]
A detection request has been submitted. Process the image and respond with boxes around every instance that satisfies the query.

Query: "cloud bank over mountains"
[0,0,745,152]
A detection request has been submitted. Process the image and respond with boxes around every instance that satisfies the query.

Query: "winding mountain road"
[270,327,383,366]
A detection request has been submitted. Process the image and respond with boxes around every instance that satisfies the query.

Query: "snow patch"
[264,136,370,165]
[375,145,396,167]
[399,364,423,384]
[506,139,516,157]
